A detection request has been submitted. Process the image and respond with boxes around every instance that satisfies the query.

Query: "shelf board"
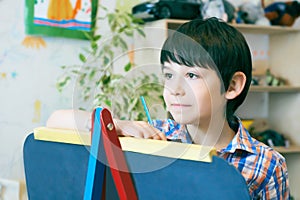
[249,86,300,93]
[159,19,300,34]
[232,24,300,34]
[273,145,300,154]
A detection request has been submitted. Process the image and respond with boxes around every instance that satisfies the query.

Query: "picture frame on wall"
[25,0,99,40]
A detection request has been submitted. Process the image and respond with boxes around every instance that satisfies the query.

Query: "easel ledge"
[33,127,216,162]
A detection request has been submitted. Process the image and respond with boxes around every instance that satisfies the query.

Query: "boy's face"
[162,61,227,126]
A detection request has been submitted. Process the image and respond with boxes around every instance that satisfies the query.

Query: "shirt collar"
[221,119,257,154]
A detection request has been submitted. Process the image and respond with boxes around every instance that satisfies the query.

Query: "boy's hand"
[46,109,91,132]
[46,109,166,140]
[114,119,167,141]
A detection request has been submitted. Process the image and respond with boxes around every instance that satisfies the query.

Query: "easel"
[83,107,137,200]
[23,107,251,200]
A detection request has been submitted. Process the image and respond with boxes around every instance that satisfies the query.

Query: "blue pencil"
[140,96,153,126]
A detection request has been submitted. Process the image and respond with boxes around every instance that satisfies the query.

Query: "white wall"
[0,0,117,185]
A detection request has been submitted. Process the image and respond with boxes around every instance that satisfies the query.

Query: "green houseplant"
[56,6,164,120]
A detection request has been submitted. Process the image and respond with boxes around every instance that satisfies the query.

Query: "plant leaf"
[93,35,101,41]
[79,54,87,63]
[89,69,96,80]
[124,62,131,72]
[56,76,71,91]
[136,28,146,37]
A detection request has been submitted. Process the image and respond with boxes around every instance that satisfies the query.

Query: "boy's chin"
[171,115,194,125]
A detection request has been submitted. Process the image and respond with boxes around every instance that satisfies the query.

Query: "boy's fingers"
[160,133,167,141]
[151,133,165,140]
[151,128,167,141]
[150,134,160,140]
[156,131,167,140]
[114,120,167,140]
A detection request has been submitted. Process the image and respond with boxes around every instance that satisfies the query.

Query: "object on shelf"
[251,78,259,86]
[266,69,289,86]
[264,1,300,26]
[250,78,267,87]
[253,129,289,148]
[131,0,203,21]
[241,119,254,130]
[251,69,289,87]
[201,0,236,23]
[237,2,270,25]
[248,119,290,148]
[248,118,269,133]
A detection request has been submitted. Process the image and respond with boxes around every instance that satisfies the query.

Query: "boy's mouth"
[170,103,192,107]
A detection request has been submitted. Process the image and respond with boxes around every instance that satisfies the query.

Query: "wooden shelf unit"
[274,145,300,154]
[155,19,300,34]
[250,86,300,93]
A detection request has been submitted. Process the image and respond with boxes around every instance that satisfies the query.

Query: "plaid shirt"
[153,119,290,200]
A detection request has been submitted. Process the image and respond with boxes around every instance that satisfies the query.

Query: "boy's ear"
[225,72,247,100]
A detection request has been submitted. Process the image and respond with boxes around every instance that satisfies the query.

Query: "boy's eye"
[187,72,199,79]
[164,73,173,80]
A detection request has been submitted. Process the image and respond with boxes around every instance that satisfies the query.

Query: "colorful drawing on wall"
[11,71,17,79]
[22,36,47,49]
[25,0,98,39]
[1,72,6,79]
[0,71,18,80]
[32,100,42,123]
[34,0,92,31]
[0,70,18,80]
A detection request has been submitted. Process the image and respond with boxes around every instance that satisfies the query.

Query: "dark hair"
[160,17,252,131]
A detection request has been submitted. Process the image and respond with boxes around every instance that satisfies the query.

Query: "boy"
[47,18,289,199]
[113,17,290,199]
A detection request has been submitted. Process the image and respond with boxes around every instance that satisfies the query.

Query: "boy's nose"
[170,80,185,96]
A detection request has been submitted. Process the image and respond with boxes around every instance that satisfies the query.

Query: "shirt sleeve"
[152,119,181,137]
[152,119,192,143]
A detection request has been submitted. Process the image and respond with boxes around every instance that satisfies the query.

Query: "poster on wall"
[25,0,98,39]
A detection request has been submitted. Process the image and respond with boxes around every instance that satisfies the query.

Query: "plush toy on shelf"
[254,129,289,147]
[265,69,289,86]
[248,119,290,148]
[237,2,270,25]
[263,1,300,26]
[201,0,236,23]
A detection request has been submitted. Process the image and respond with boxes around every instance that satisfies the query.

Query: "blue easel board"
[23,133,250,200]
[23,133,89,200]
